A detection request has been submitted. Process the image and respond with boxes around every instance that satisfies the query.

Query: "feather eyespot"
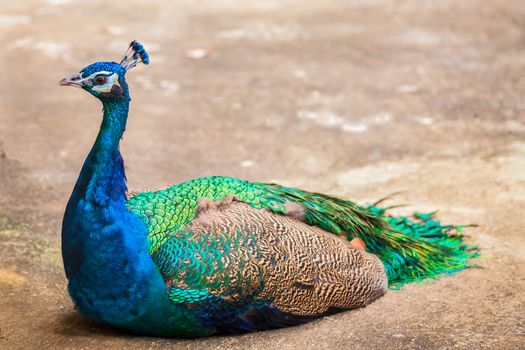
[94,75,108,85]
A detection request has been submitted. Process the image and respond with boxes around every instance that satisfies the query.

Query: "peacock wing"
[126,175,476,289]
[149,196,387,333]
[125,176,378,254]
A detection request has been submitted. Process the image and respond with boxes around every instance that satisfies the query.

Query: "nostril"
[71,76,80,81]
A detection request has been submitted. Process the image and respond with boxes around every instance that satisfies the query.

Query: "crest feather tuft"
[120,40,149,71]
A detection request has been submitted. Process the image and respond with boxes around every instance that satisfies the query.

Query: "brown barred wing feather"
[152,196,388,317]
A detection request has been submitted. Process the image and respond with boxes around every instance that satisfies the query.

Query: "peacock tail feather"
[126,176,478,289]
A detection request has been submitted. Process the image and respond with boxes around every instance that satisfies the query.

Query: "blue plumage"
[61,55,211,336]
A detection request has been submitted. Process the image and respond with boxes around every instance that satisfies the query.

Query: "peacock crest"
[120,40,149,71]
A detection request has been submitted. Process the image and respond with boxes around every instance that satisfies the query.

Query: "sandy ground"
[1,0,524,349]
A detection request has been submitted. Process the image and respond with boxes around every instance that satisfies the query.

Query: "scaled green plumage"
[127,176,478,289]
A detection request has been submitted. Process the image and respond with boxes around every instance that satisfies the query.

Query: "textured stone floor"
[0,0,524,349]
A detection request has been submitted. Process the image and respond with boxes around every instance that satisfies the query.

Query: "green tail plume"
[367,207,478,288]
[261,184,479,288]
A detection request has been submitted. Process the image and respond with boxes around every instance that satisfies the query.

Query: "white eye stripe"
[90,73,121,93]
[81,71,114,80]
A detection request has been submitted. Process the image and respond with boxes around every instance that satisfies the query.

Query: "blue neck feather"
[62,97,144,323]
[62,97,134,297]
[62,96,207,336]
[75,99,130,207]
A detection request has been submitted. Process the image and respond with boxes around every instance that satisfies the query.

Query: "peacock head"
[59,41,149,102]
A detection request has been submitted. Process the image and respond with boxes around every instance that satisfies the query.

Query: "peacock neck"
[76,98,130,207]
[63,95,187,331]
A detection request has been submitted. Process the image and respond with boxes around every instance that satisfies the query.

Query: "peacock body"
[60,41,477,337]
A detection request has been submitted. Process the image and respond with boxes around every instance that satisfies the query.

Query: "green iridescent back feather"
[126,176,477,288]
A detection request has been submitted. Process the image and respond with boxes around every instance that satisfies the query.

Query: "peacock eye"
[94,75,108,85]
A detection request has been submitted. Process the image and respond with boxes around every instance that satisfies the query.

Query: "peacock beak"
[59,73,85,88]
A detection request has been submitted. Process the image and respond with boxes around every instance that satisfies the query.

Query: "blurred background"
[0,0,524,349]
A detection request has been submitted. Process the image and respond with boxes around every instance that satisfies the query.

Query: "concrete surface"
[1,0,524,349]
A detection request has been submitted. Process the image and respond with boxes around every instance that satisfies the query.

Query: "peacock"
[60,41,477,337]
